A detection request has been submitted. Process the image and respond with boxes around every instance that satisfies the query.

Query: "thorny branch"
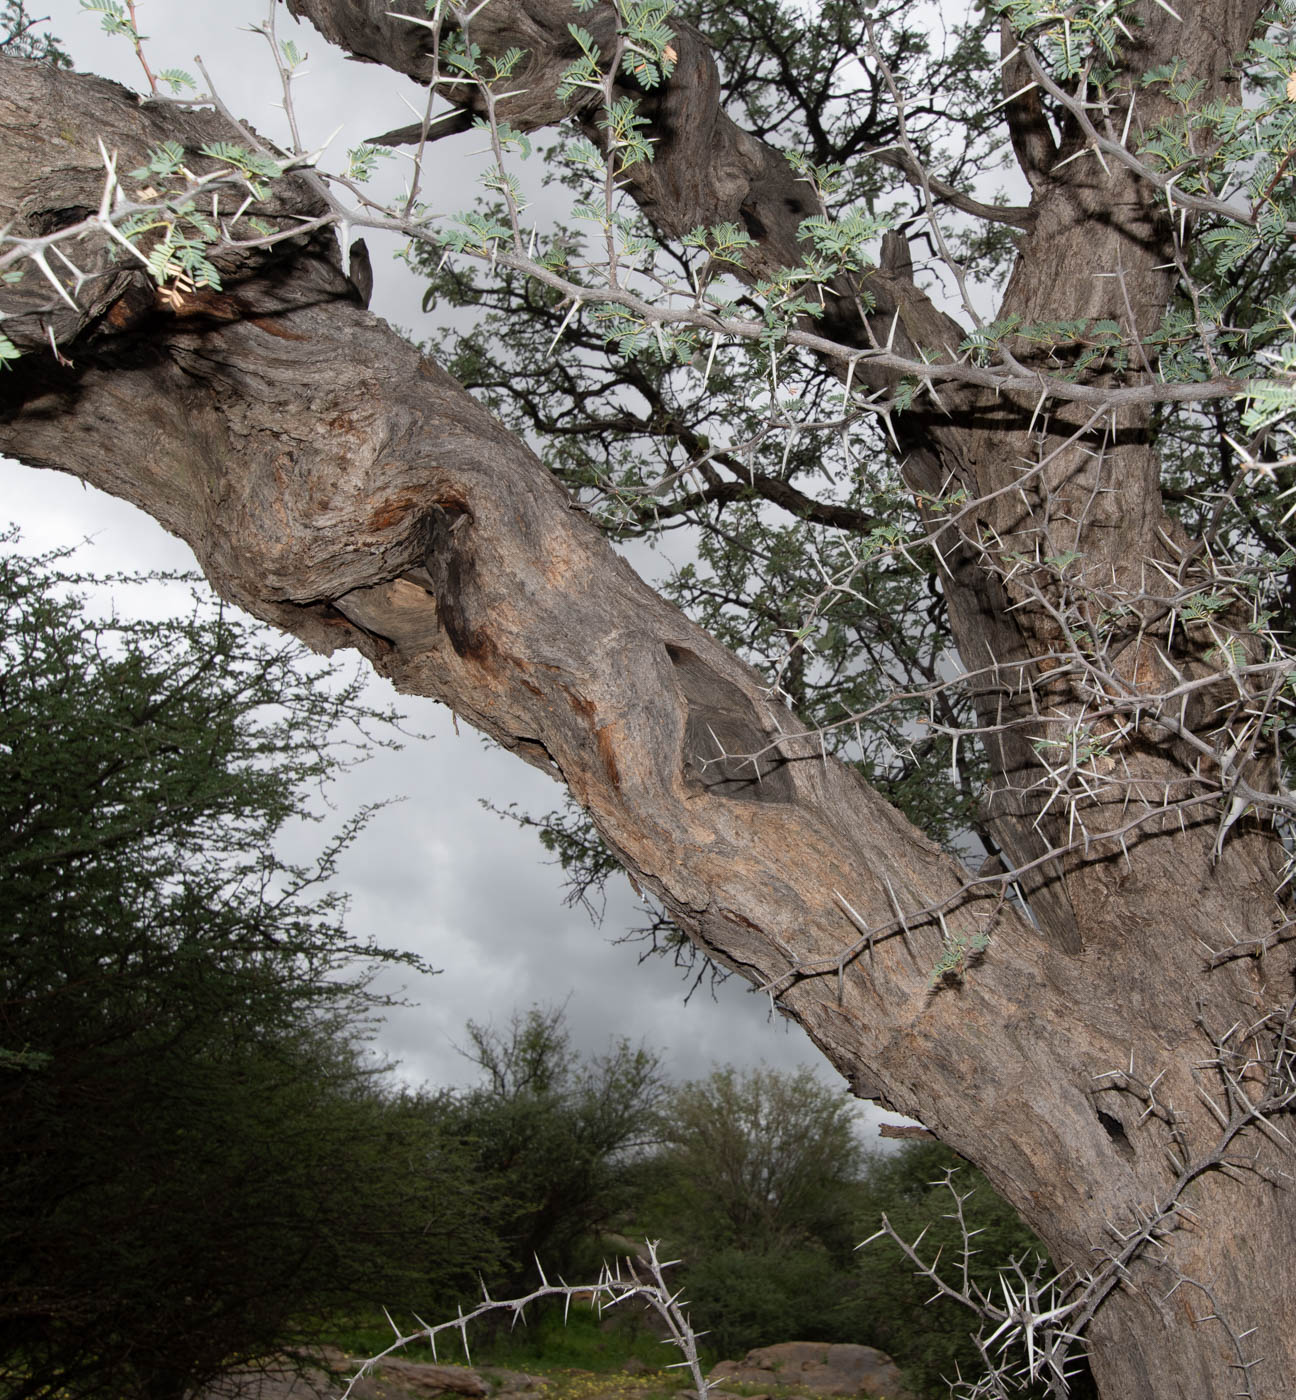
[863,997,1296,1398]
[337,1244,713,1400]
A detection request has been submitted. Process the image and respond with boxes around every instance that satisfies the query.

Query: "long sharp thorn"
[31,250,80,310]
[547,297,582,358]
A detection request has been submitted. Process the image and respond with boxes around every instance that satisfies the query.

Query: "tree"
[0,541,497,1400]
[1,0,1295,1393]
[0,0,69,63]
[426,1005,666,1291]
[639,1066,865,1355]
[648,1065,863,1250]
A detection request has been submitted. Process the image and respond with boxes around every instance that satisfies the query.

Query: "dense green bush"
[675,1244,850,1356]
[0,541,497,1400]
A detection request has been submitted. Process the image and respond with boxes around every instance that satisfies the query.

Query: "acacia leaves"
[992,0,1149,81]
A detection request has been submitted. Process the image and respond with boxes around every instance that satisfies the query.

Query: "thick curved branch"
[867,142,1035,228]
[0,54,1163,1254]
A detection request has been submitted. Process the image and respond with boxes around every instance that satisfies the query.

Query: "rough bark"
[1,4,1294,1394]
[291,0,1278,952]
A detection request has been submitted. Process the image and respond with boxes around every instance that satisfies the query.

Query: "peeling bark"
[2,7,1295,1393]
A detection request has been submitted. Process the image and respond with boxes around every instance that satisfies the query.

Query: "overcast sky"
[2,0,907,1133]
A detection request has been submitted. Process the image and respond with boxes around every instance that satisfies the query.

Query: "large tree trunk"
[1,2,1293,1392]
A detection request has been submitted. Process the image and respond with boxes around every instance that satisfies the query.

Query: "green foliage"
[130,140,187,180]
[928,926,992,987]
[674,1244,852,1356]
[345,1059,1070,1399]
[156,66,194,92]
[407,0,1296,1004]
[991,0,1137,80]
[598,93,657,171]
[1131,17,1296,421]
[630,1067,866,1358]
[797,210,888,276]
[346,142,395,183]
[682,221,756,265]
[407,1296,701,1373]
[79,0,138,42]
[114,140,290,295]
[12,0,1296,1387]
[1241,331,1296,435]
[198,141,283,194]
[0,539,499,1400]
[419,1006,666,1293]
[1144,89,1296,671]
[559,23,605,99]
[441,208,518,255]
[646,1065,863,1250]
[960,316,1131,378]
[0,0,71,64]
[443,31,483,77]
[785,152,850,204]
[560,0,678,99]
[610,1072,1084,1395]
[477,116,533,160]
[1141,21,1296,226]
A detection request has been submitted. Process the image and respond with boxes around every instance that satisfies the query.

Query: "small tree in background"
[0,0,69,64]
[650,1065,863,1250]
[636,1066,863,1353]
[423,1005,667,1293]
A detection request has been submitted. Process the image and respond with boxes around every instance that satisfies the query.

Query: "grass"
[321,1301,717,1380]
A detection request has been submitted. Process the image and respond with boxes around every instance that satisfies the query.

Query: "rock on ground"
[708,1341,915,1400]
[197,1340,914,1400]
[199,1350,548,1400]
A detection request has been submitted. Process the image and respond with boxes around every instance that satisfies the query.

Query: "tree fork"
[297,0,1286,958]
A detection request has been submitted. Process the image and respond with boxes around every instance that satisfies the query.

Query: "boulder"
[354,1359,488,1398]
[339,1359,552,1400]
[708,1342,914,1400]
[197,1351,548,1400]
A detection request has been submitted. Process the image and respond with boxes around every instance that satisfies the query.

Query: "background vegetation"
[0,538,498,1400]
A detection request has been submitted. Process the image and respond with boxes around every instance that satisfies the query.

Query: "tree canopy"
[0,540,497,1400]
[2,0,1296,1395]
[634,1065,865,1356]
[649,1065,862,1249]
